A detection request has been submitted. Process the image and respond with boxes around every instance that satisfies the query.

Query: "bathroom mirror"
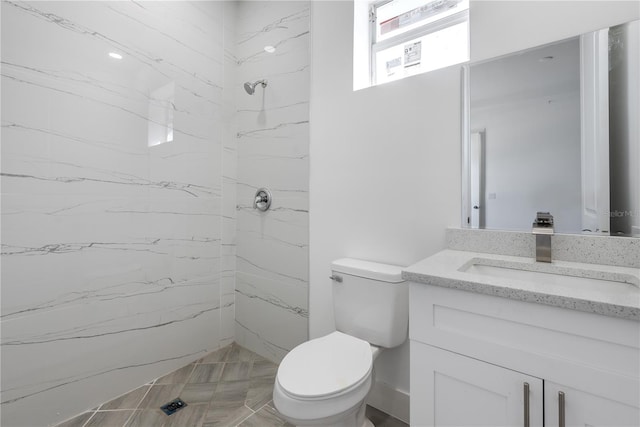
[462,20,639,237]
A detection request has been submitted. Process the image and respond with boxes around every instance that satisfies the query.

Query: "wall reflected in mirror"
[463,20,639,237]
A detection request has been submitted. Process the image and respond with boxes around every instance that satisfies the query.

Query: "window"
[364,0,469,87]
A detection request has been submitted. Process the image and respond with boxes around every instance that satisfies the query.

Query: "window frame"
[369,0,470,85]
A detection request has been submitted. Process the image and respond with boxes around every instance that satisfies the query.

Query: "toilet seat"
[277,331,373,399]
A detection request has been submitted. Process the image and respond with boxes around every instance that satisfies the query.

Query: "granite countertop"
[403,249,640,321]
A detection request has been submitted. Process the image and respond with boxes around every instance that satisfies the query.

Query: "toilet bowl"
[273,331,379,427]
[273,259,408,427]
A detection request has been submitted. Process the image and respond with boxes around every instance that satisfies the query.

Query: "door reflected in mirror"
[463,20,639,237]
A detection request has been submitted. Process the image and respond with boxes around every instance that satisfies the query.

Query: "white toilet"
[273,258,408,427]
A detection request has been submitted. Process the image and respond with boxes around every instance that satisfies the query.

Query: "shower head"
[244,79,267,95]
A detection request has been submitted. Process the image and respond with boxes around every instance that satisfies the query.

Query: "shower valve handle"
[253,188,272,212]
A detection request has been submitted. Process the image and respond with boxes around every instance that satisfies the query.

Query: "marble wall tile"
[1,1,231,425]
[222,0,239,356]
[2,1,309,424]
[236,198,309,286]
[234,1,310,361]
[235,272,308,362]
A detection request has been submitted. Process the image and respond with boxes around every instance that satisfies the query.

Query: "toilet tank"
[331,258,408,348]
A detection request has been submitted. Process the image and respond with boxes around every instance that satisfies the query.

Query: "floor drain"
[161,397,187,415]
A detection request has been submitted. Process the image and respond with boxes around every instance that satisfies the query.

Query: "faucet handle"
[534,211,554,226]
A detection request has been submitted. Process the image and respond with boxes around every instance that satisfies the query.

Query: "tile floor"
[56,343,408,427]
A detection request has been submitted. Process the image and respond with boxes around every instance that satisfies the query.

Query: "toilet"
[273,258,408,427]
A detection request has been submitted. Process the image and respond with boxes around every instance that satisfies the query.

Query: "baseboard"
[367,380,410,424]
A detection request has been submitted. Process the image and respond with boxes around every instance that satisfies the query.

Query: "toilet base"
[284,400,373,427]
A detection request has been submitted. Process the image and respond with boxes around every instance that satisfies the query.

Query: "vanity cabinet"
[409,284,640,427]
[412,342,543,426]
[543,381,640,427]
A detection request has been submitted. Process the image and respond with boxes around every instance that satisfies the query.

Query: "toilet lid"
[278,331,372,399]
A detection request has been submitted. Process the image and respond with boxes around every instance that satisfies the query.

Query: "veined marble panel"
[236,197,308,284]
[237,124,309,167]
[221,0,239,361]
[1,276,220,351]
[234,1,310,361]
[1,195,222,312]
[234,271,308,363]
[236,59,310,117]
[236,116,310,200]
[237,241,307,286]
[235,2,310,67]
[220,291,236,347]
[237,150,309,194]
[236,191,308,225]
[1,1,229,426]
[2,275,221,425]
[1,78,222,198]
[2,1,225,91]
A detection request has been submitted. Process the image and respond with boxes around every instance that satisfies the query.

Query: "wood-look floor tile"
[156,364,196,384]
[125,409,167,427]
[54,411,94,427]
[163,403,207,427]
[188,363,224,384]
[250,359,277,379]
[245,377,275,410]
[198,345,232,364]
[365,405,409,427]
[213,379,250,403]
[84,410,135,427]
[56,344,415,427]
[239,404,286,427]
[180,383,216,405]
[138,384,184,409]
[224,344,254,362]
[221,362,252,382]
[203,403,253,427]
[100,386,150,410]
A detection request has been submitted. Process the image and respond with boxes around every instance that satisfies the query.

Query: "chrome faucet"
[532,212,554,263]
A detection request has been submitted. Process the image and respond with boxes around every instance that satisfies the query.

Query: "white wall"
[309,0,640,422]
[310,3,462,420]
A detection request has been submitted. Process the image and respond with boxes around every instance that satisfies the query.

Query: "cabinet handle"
[523,382,530,427]
[558,391,565,427]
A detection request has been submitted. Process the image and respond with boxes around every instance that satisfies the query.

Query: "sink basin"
[460,258,640,293]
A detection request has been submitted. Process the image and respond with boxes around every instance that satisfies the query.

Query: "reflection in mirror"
[463,20,639,237]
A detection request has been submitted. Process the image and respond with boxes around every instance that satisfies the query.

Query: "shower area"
[0,1,310,425]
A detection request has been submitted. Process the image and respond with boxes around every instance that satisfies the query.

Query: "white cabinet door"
[545,381,640,427]
[411,342,543,427]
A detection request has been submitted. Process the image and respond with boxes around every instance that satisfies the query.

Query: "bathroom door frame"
[580,28,610,234]
[469,129,485,229]
[461,66,485,229]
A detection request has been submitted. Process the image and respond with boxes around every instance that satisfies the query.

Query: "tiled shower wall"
[1,1,310,425]
[233,1,310,362]
[1,2,234,425]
